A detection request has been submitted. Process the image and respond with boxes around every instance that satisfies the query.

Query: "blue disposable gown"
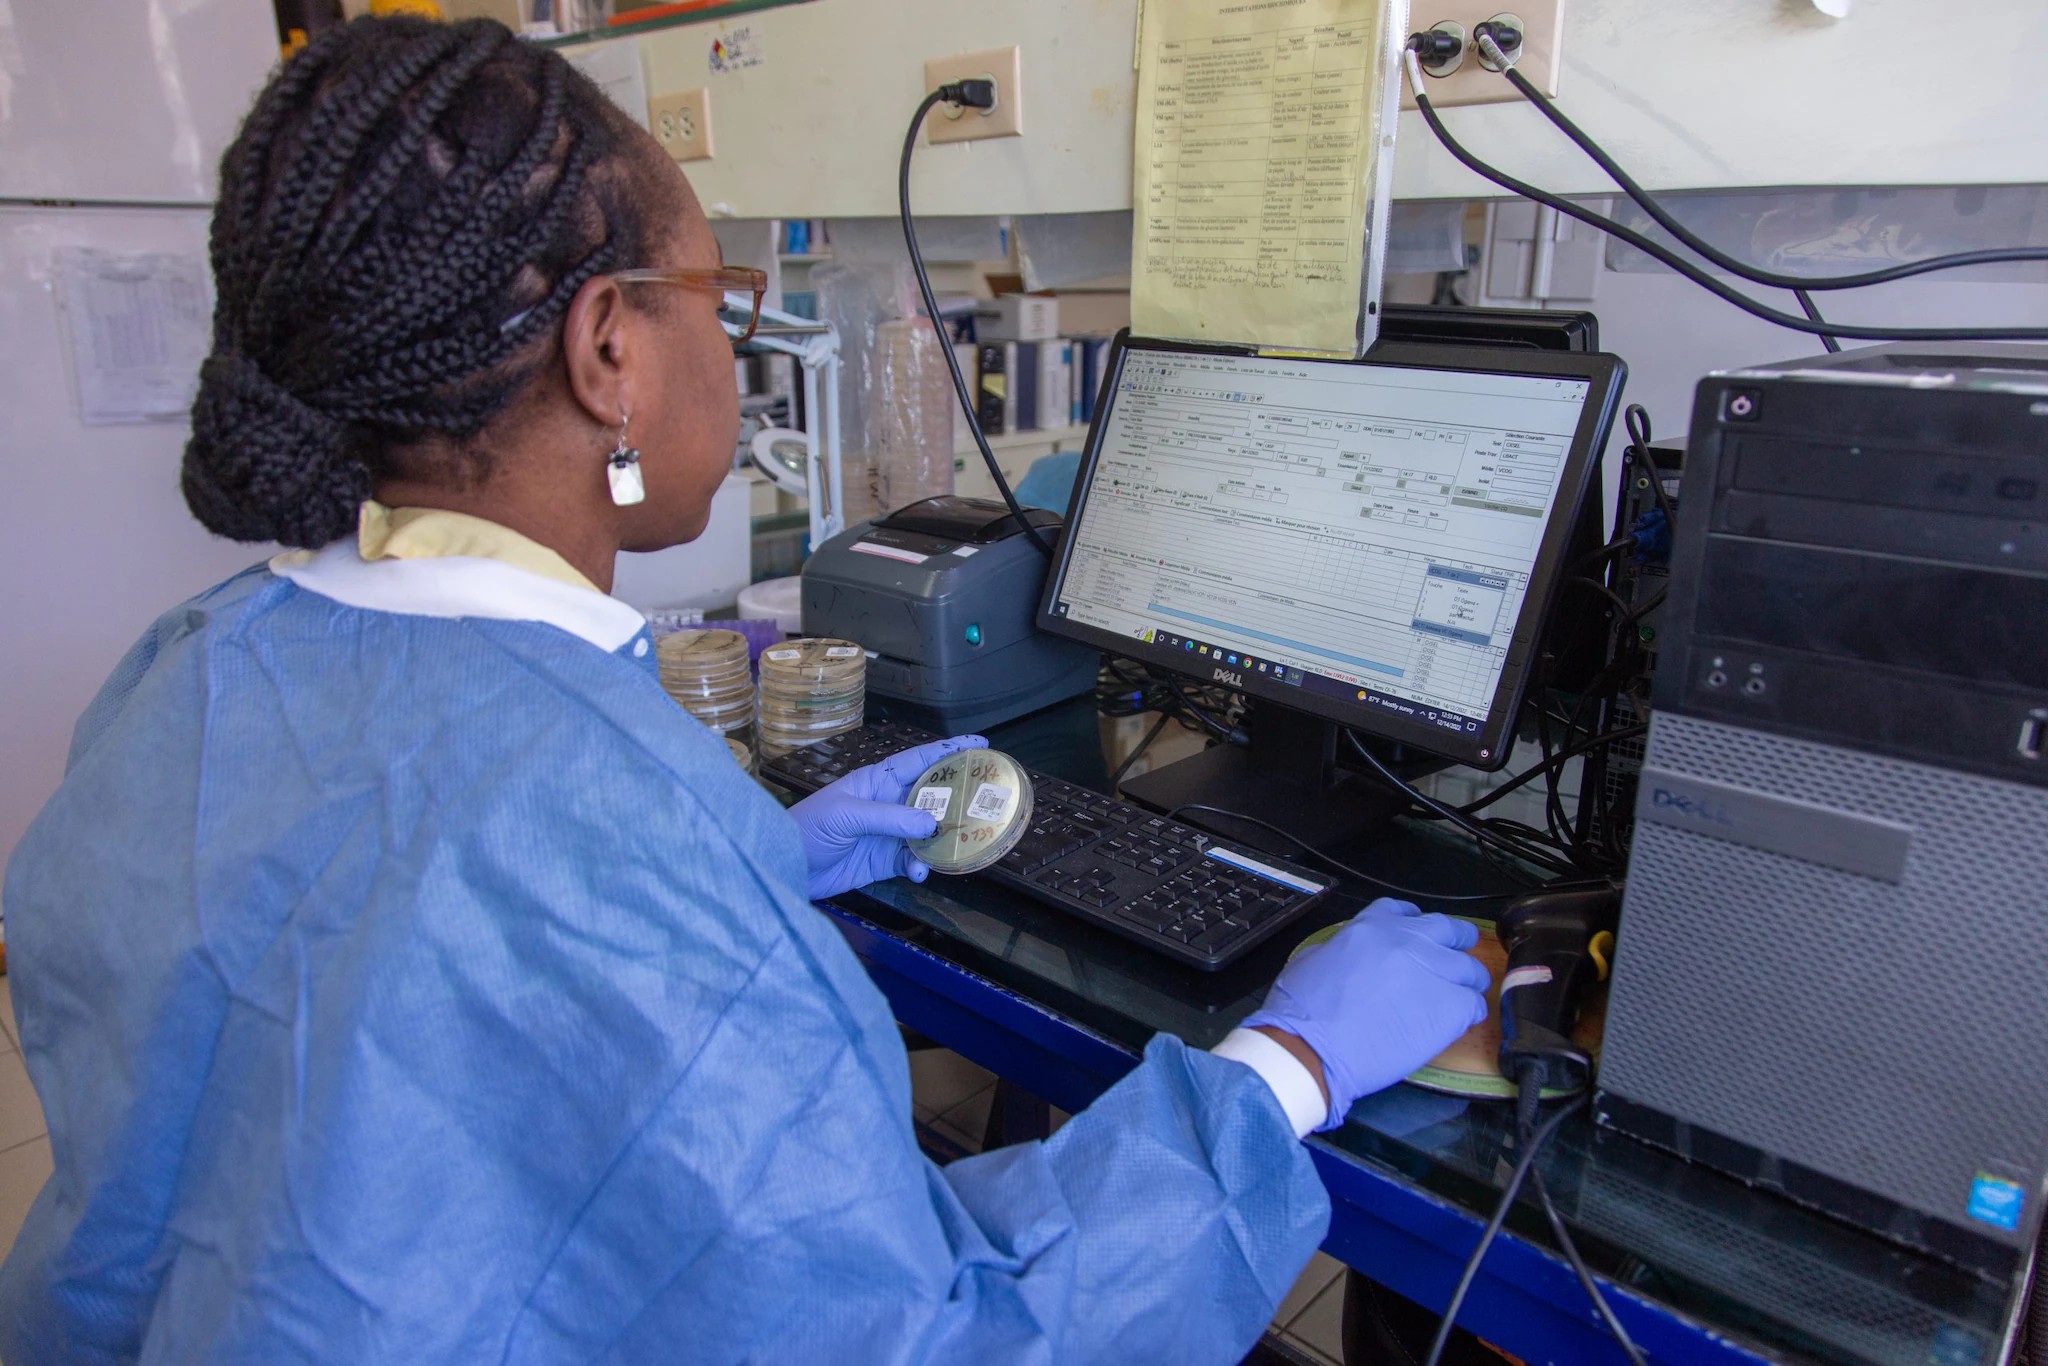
[0,564,1329,1364]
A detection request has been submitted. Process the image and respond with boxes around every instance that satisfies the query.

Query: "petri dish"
[904,748,1034,875]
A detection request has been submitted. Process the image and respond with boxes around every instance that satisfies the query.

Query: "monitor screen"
[1040,336,1621,769]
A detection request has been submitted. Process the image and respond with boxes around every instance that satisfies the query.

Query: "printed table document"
[1131,0,1396,357]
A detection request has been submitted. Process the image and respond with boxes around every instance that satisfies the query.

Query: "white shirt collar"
[272,541,648,653]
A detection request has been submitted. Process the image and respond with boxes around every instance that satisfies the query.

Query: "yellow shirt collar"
[352,501,600,593]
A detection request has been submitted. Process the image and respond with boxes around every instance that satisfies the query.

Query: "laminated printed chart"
[1131,0,1403,357]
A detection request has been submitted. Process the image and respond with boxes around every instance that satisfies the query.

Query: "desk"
[806,696,2017,1365]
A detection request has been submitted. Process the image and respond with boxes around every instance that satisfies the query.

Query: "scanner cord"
[1422,1094,1587,1366]
[1515,1069,1651,1366]
[899,89,1054,556]
[1401,50,2048,342]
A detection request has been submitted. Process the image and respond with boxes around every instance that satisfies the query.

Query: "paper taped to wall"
[1130,0,1401,357]
[55,248,210,426]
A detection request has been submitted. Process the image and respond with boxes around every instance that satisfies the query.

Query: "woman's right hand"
[1244,899,1492,1130]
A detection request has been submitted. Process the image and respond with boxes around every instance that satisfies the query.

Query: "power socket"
[1400,0,1564,109]
[648,87,713,162]
[923,46,1023,144]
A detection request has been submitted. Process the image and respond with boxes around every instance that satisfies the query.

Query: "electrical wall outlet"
[923,46,1024,144]
[648,87,713,162]
[1400,0,1564,109]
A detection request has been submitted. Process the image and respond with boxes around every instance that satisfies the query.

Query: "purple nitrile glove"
[1245,898,1491,1131]
[788,734,989,899]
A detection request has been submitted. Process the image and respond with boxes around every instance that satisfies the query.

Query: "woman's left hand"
[787,735,989,899]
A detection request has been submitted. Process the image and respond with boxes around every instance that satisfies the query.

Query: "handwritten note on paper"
[1131,0,1394,357]
[55,249,210,426]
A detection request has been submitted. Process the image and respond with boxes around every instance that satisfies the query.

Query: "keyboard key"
[1117,904,1174,933]
[1191,921,1248,953]
[1102,807,1136,823]
[1084,887,1119,908]
[1229,899,1286,928]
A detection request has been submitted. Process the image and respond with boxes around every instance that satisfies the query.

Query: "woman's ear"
[560,274,633,427]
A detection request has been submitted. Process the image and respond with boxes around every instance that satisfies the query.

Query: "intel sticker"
[1966,1172,2025,1231]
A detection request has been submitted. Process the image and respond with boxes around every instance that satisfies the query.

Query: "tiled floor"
[906,1043,1347,1365]
[0,977,52,1262]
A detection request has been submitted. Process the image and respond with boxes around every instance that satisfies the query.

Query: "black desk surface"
[822,696,2017,1366]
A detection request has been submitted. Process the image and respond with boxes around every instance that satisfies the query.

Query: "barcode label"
[966,783,1013,822]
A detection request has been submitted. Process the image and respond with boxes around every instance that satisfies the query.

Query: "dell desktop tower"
[1595,344,2048,1298]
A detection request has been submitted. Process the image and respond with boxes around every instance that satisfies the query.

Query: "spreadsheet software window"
[1057,350,1591,731]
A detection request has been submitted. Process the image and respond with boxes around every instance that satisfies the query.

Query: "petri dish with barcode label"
[904,748,1034,875]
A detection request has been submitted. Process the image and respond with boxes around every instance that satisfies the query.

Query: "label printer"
[800,497,1099,733]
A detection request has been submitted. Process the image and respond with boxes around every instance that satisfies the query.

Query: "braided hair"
[184,17,670,548]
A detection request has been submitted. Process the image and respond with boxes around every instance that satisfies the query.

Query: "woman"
[0,19,1490,1363]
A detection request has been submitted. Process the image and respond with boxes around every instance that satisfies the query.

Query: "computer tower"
[1596,344,2048,1288]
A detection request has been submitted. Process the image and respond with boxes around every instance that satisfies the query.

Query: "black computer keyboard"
[761,719,1334,970]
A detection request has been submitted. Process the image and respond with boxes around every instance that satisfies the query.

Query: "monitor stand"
[1117,703,1407,854]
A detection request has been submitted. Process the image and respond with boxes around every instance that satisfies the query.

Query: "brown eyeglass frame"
[612,266,770,344]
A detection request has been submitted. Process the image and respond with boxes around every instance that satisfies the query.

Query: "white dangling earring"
[607,413,645,507]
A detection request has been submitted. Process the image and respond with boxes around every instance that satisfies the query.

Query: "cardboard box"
[975,294,1059,343]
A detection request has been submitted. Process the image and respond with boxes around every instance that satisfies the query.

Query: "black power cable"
[1458,722,1648,816]
[1345,731,1581,877]
[1622,406,1675,529]
[899,82,1053,556]
[1400,49,2048,342]
[1794,287,1842,354]
[1106,712,1172,792]
[1484,51,2048,295]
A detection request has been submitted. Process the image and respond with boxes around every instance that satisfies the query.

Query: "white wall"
[0,206,274,872]
[610,0,2048,219]
[0,0,275,202]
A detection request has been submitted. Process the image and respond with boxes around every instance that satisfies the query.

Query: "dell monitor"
[1036,333,1626,845]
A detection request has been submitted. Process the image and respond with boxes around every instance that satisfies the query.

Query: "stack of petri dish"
[655,629,755,741]
[756,638,866,760]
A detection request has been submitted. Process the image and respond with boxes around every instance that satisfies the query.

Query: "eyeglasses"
[612,265,770,345]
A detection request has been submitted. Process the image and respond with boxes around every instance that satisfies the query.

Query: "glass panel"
[819,694,2020,1365]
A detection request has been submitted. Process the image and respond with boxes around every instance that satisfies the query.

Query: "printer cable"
[899,82,1054,556]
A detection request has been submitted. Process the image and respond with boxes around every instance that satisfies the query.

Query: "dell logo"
[1651,787,1735,825]
[1213,667,1243,687]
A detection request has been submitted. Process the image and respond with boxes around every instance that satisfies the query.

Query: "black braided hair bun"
[183,16,661,548]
